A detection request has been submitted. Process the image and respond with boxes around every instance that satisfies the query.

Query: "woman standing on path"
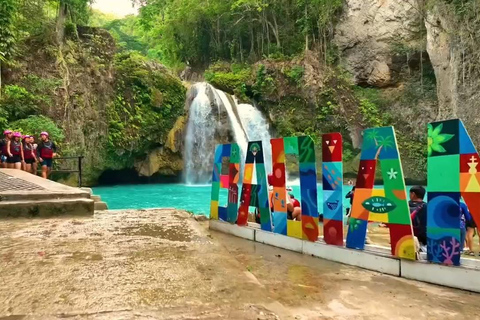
[22,135,37,174]
[0,130,12,168]
[37,132,57,179]
[7,132,24,170]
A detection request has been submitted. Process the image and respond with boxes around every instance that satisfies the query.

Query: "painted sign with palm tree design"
[346,126,416,260]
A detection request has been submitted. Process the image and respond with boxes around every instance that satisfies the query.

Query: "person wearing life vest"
[23,135,37,174]
[0,130,13,168]
[37,132,57,179]
[30,135,38,175]
[7,132,24,170]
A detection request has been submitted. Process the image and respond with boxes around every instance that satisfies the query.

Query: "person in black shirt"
[409,186,427,248]
[37,132,57,179]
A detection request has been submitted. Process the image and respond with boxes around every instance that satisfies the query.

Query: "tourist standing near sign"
[37,132,57,179]
[23,135,37,174]
[7,132,24,170]
[0,130,12,168]
[409,186,427,251]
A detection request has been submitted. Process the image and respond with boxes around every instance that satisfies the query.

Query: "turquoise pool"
[93,183,358,216]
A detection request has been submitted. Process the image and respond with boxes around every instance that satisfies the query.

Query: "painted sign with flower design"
[427,119,480,266]
[346,127,416,260]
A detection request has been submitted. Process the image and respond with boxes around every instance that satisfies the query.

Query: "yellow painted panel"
[210,201,219,220]
[368,189,389,223]
[243,164,254,183]
[287,220,303,239]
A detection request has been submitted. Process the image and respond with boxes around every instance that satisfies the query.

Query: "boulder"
[334,0,423,87]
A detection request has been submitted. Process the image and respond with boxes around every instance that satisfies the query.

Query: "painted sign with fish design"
[345,127,416,260]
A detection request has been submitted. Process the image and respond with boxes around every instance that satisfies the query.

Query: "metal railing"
[44,156,84,187]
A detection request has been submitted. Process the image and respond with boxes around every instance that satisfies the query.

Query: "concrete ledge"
[255,229,303,253]
[401,260,480,293]
[209,220,255,241]
[303,241,400,276]
[0,198,94,218]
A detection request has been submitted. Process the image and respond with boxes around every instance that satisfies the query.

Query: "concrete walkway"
[0,209,478,319]
[0,169,93,217]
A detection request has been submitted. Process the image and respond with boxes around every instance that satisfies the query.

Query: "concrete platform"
[0,169,93,217]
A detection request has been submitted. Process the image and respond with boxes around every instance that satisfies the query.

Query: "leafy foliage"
[11,115,65,143]
[106,51,186,168]
[0,85,44,121]
[130,0,343,67]
[0,0,17,64]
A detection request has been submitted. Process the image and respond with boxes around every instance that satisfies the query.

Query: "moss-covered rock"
[2,26,187,185]
[105,51,186,171]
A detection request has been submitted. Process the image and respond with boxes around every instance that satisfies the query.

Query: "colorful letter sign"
[427,119,480,266]
[237,141,272,231]
[322,133,344,246]
[346,127,416,260]
[270,136,319,241]
[210,143,240,223]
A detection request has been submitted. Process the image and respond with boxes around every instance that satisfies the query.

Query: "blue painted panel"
[214,145,223,163]
[273,212,287,235]
[323,189,343,221]
[299,162,317,190]
[221,143,231,158]
[300,188,318,218]
[427,192,460,229]
[218,206,228,222]
[459,121,477,154]
[345,219,368,250]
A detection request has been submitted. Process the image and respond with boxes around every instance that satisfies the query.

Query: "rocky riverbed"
[0,209,478,319]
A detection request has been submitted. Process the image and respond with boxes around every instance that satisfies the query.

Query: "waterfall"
[184,82,272,184]
[184,83,217,184]
[212,89,248,168]
[236,102,273,175]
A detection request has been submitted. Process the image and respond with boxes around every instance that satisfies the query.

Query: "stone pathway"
[0,171,44,192]
[0,209,479,319]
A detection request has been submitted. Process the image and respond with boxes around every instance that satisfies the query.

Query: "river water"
[93,183,355,215]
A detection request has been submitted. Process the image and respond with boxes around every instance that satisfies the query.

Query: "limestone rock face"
[334,0,423,87]
[424,4,459,120]
[135,148,183,177]
[134,115,187,178]
[424,3,480,145]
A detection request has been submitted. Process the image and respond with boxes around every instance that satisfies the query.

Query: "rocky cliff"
[2,26,186,185]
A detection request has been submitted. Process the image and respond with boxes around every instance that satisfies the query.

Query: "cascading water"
[236,102,273,175]
[184,83,217,184]
[184,82,273,184]
[213,89,249,167]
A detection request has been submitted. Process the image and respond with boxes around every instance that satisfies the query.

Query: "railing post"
[78,156,83,187]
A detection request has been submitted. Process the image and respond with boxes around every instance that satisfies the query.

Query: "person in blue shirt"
[461,201,476,256]
[460,201,473,254]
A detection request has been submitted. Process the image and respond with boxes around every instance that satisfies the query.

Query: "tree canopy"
[128,0,343,68]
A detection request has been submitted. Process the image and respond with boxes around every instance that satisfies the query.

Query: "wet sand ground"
[0,209,479,320]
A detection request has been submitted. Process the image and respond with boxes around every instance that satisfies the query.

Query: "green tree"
[0,0,17,98]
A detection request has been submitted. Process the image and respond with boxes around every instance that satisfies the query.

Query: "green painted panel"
[284,137,299,155]
[230,143,240,164]
[298,136,316,163]
[428,155,460,192]
[211,182,220,201]
[381,159,406,191]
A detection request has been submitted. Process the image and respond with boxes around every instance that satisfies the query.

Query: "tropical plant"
[427,123,454,156]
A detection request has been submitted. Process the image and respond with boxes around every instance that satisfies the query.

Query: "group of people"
[0,130,57,179]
